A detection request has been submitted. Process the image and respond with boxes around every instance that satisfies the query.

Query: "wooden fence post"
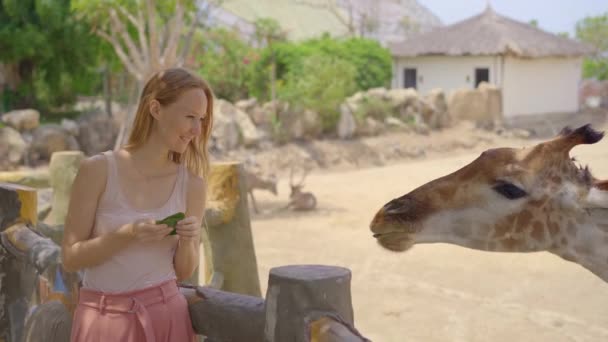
[44,151,84,226]
[185,286,266,342]
[0,183,75,342]
[200,162,262,297]
[264,265,369,342]
[0,183,38,342]
[184,265,370,342]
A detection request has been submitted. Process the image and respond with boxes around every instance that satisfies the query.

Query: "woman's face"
[152,88,207,154]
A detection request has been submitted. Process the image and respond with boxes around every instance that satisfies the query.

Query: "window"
[403,68,417,89]
[475,68,489,88]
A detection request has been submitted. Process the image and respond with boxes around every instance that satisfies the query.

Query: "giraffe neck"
[415,208,608,283]
[550,212,608,283]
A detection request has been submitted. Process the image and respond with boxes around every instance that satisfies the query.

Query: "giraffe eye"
[493,181,528,200]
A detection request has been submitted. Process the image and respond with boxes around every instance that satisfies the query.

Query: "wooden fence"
[0,151,370,342]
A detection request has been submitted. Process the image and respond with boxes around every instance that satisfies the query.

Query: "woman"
[62,67,214,341]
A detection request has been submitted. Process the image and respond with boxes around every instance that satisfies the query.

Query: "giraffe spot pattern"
[531,221,545,242]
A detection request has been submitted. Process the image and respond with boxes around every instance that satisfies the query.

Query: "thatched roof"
[389,6,595,58]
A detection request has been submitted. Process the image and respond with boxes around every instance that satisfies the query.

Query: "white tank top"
[81,151,186,293]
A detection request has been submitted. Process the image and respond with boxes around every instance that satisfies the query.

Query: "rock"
[384,116,407,129]
[579,79,608,109]
[61,119,79,136]
[76,110,116,155]
[337,104,357,139]
[0,126,27,169]
[28,125,80,165]
[387,88,419,108]
[212,110,241,151]
[423,88,450,129]
[357,117,384,136]
[1,109,40,132]
[235,98,258,113]
[448,88,476,122]
[214,99,262,148]
[366,87,389,100]
[275,108,322,141]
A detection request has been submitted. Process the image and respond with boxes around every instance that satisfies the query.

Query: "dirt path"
[241,131,608,342]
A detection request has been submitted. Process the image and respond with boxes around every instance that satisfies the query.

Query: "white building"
[389,6,594,121]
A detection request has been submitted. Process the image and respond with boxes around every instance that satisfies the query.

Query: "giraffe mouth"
[374,232,414,252]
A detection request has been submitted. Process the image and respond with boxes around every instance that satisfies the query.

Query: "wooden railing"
[0,151,370,342]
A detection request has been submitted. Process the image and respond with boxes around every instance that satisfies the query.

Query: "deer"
[285,166,317,211]
[245,169,278,214]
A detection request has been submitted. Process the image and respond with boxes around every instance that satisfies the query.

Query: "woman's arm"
[173,173,206,281]
[61,156,134,272]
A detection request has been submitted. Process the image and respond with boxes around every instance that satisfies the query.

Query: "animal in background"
[286,166,317,211]
[245,168,278,214]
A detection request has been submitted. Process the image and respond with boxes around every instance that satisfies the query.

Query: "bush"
[583,59,608,80]
[278,54,357,132]
[249,36,392,101]
[353,96,394,123]
[196,28,257,102]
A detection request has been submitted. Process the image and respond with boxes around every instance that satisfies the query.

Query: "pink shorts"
[70,279,196,342]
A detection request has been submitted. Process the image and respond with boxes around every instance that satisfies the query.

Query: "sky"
[417,0,608,36]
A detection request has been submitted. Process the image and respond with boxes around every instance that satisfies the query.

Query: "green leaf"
[157,212,186,236]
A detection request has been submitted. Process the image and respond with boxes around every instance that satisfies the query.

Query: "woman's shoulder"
[76,152,109,188]
[80,152,108,171]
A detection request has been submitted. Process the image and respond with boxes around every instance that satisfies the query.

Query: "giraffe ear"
[585,182,608,209]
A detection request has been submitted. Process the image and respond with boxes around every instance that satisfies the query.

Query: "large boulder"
[387,88,420,110]
[1,109,40,132]
[448,82,502,126]
[0,126,27,169]
[211,109,240,151]
[276,107,322,141]
[235,98,258,114]
[422,88,451,129]
[579,79,607,109]
[337,103,357,139]
[213,99,262,148]
[28,125,80,165]
[76,110,117,155]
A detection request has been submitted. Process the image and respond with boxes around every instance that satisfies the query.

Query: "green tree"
[576,13,608,80]
[249,36,391,101]
[253,18,287,101]
[279,54,357,131]
[0,0,104,110]
[72,0,202,83]
[196,28,256,101]
[72,0,210,147]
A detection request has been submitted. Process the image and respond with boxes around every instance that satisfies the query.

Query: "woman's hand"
[121,219,173,243]
[175,216,201,242]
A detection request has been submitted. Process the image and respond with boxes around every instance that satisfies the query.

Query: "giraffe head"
[370,124,608,263]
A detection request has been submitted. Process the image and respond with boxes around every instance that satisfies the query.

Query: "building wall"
[391,56,502,95]
[502,56,582,117]
[392,55,583,119]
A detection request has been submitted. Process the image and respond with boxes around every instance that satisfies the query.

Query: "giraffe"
[369,124,608,282]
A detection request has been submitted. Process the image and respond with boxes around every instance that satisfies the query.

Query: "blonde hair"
[124,67,214,179]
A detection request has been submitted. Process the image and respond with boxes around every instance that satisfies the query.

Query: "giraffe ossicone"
[370,124,608,282]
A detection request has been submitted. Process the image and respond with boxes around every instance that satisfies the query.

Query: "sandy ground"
[228,127,608,342]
